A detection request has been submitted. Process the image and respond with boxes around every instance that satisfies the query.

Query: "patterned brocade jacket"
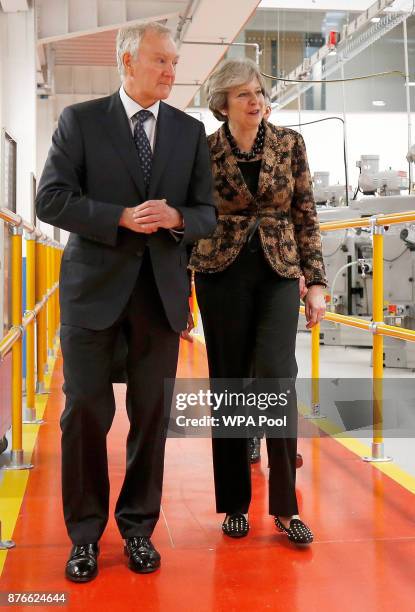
[189,121,327,287]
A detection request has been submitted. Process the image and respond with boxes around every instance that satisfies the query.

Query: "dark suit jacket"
[36,92,217,333]
[190,121,326,287]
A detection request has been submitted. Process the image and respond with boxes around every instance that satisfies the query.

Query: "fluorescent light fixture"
[407,82,415,86]
[372,100,386,106]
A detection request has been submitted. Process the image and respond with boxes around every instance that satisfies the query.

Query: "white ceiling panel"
[125,0,185,20]
[36,0,188,42]
[185,0,260,40]
[0,0,29,10]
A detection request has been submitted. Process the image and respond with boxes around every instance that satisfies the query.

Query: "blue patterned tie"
[133,109,153,190]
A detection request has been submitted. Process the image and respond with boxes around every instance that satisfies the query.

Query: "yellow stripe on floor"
[0,343,59,577]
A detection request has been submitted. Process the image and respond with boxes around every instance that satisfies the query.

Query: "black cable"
[321,229,348,258]
[322,243,343,258]
[352,185,361,200]
[279,116,349,206]
[352,165,362,200]
[384,248,408,263]
[262,69,405,85]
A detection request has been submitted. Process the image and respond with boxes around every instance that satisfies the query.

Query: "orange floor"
[1,339,415,611]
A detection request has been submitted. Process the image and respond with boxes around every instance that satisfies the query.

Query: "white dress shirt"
[119,85,160,151]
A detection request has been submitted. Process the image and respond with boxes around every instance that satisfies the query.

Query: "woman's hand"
[304,285,326,329]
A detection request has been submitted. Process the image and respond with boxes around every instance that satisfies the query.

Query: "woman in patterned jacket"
[190,58,326,545]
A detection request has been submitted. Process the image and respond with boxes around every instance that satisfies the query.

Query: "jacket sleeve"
[35,106,123,246]
[290,132,327,287]
[175,122,217,245]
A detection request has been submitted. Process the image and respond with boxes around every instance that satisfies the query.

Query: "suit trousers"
[60,249,180,544]
[195,233,300,517]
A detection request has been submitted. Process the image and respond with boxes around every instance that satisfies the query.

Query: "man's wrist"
[171,210,184,230]
[118,207,127,227]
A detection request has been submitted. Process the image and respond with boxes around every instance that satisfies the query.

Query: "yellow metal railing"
[0,207,62,471]
[302,209,415,462]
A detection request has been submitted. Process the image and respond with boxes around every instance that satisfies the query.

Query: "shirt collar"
[119,85,160,121]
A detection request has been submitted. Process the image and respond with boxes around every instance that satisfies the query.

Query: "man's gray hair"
[116,22,172,78]
[206,58,268,122]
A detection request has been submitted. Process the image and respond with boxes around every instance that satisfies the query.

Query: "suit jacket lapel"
[148,102,179,198]
[100,92,146,202]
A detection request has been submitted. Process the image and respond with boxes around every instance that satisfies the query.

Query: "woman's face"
[223,78,265,129]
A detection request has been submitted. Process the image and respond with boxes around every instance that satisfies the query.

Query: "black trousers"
[60,250,180,544]
[195,234,300,517]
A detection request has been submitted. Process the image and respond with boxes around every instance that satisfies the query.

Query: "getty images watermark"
[164,379,298,438]
[164,377,415,439]
[175,388,290,429]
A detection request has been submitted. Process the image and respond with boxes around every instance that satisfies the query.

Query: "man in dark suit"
[36,21,216,582]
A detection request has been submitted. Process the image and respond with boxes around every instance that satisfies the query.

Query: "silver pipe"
[340,60,350,206]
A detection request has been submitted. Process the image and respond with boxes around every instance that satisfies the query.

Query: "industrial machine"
[313,171,353,207]
[357,155,408,197]
[302,157,415,367]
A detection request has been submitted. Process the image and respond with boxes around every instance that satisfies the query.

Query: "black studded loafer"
[248,437,261,463]
[274,517,313,546]
[124,537,161,574]
[65,543,99,583]
[222,513,249,538]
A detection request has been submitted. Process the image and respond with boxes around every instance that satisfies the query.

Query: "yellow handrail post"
[46,241,55,358]
[3,224,33,471]
[57,248,61,327]
[305,322,325,420]
[23,231,43,425]
[35,239,43,391]
[50,242,56,340]
[41,240,48,374]
[363,217,392,463]
[36,238,48,388]
[54,246,60,338]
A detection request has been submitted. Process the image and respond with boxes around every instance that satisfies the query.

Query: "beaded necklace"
[224,120,265,161]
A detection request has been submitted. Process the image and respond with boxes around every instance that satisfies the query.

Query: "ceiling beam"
[37,13,179,44]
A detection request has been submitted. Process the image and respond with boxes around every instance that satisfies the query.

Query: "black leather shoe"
[248,437,261,463]
[65,543,99,583]
[124,537,161,574]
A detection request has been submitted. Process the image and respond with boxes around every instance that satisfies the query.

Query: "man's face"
[123,31,179,106]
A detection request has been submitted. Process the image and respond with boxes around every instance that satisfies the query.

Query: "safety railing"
[301,210,415,462]
[0,208,62,469]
